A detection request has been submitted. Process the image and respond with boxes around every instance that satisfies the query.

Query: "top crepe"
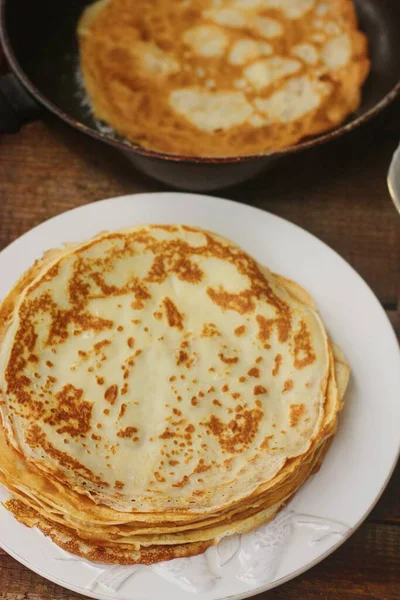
[0,225,332,515]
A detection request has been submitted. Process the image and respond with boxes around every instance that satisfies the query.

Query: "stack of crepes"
[0,225,349,564]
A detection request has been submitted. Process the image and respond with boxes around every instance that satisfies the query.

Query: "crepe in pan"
[77,0,370,157]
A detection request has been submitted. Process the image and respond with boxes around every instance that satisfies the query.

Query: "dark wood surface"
[0,95,399,598]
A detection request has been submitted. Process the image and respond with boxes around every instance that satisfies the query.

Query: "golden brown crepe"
[0,225,349,563]
[77,0,370,157]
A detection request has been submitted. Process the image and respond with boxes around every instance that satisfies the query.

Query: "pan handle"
[0,73,42,133]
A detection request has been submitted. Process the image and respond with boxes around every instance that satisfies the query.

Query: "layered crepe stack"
[0,225,349,564]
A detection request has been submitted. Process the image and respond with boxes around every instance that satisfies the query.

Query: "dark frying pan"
[0,0,399,191]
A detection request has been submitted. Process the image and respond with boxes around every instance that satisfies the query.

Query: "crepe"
[0,225,350,564]
[77,0,370,157]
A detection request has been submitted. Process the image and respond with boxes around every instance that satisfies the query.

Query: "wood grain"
[1,106,399,305]
[0,75,399,600]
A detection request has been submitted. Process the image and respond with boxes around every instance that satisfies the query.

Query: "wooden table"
[0,95,399,599]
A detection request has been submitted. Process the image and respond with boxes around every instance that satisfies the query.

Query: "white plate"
[0,192,399,600]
